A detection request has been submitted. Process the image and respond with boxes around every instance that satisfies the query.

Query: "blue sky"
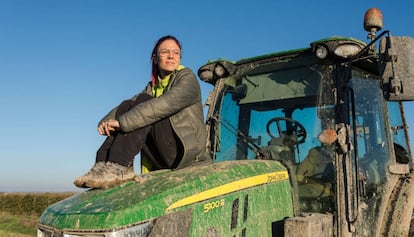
[1,1,414,192]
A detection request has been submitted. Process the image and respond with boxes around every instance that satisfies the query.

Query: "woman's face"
[155,39,181,77]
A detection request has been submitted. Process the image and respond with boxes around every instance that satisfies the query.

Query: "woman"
[74,35,211,189]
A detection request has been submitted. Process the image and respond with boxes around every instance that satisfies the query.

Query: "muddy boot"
[84,161,136,189]
[73,161,107,188]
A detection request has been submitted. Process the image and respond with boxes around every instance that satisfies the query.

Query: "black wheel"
[266,117,307,144]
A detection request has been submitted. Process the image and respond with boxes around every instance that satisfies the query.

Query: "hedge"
[0,192,75,216]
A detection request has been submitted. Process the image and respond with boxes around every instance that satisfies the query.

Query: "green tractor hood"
[39,160,293,232]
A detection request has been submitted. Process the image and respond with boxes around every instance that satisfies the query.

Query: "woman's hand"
[98,119,120,136]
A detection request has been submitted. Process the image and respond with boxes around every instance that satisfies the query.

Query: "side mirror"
[380,36,414,101]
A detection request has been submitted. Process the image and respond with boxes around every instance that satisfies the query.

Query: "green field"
[0,192,75,237]
[0,212,38,237]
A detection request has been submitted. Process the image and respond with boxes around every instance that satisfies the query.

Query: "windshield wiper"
[220,118,271,159]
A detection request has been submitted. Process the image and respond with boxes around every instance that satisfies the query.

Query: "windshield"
[213,63,337,213]
[216,65,335,161]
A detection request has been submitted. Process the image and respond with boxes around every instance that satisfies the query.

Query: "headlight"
[198,61,236,84]
[315,45,329,59]
[198,68,214,82]
[62,234,104,237]
[37,228,53,237]
[311,38,366,60]
[214,63,226,77]
[38,221,153,237]
[333,43,362,58]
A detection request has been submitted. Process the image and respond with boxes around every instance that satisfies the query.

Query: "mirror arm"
[351,30,390,61]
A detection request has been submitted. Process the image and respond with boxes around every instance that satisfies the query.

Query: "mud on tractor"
[38,8,414,237]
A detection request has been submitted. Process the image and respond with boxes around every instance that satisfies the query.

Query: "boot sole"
[85,173,136,189]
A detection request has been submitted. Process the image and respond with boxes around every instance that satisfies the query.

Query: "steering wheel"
[266,117,307,144]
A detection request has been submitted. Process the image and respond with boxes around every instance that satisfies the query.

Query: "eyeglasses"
[158,49,181,58]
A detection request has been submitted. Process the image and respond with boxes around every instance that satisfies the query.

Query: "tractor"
[38,8,414,236]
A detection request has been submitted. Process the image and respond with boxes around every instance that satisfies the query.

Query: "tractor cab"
[201,54,338,213]
[198,8,414,236]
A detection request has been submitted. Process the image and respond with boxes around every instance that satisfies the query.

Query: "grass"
[0,212,38,237]
[0,192,76,237]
